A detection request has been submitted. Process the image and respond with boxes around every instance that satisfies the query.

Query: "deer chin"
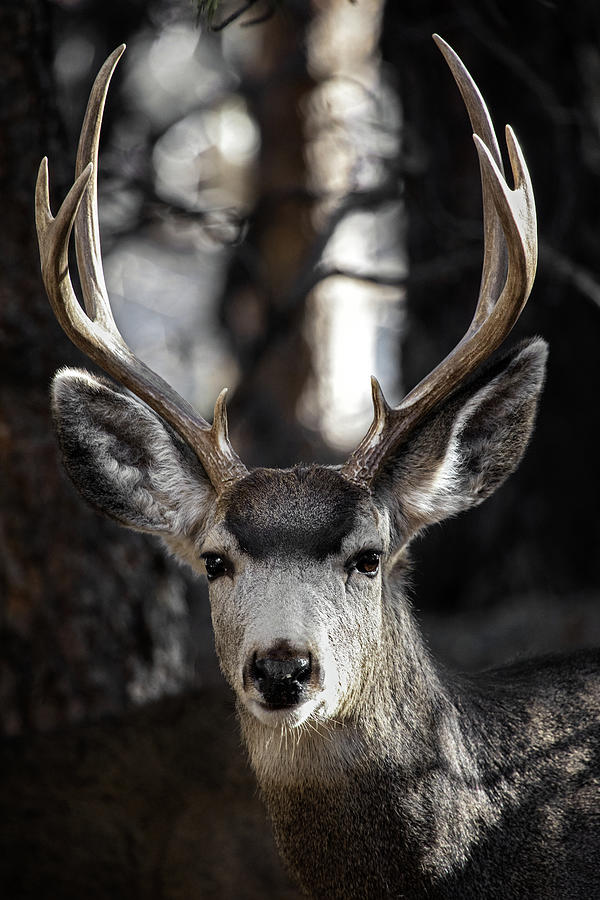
[245,695,322,728]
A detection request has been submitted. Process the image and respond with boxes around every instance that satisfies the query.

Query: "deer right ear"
[51,369,215,538]
[373,338,548,545]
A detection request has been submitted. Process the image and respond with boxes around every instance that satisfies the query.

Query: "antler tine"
[35,46,247,493]
[74,45,123,331]
[433,34,507,328]
[341,37,537,488]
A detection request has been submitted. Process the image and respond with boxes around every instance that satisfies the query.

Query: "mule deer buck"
[35,35,599,900]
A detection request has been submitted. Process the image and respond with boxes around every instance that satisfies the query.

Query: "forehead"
[221,466,369,561]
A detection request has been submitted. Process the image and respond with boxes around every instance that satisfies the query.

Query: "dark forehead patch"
[223,466,367,560]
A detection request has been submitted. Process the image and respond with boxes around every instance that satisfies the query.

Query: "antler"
[341,35,537,487]
[35,45,247,493]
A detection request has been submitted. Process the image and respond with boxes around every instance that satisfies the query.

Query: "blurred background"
[1,0,600,896]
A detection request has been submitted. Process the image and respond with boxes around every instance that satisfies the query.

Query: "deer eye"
[353,550,381,577]
[202,554,231,581]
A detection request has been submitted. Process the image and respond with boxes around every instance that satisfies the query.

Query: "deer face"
[201,468,388,727]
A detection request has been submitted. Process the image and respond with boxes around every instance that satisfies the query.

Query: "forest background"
[1,1,600,896]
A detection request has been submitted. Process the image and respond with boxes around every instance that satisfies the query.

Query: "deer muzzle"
[244,642,321,713]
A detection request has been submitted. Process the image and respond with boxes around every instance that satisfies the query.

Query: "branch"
[280,176,403,314]
[195,0,280,31]
[310,267,406,289]
[305,247,482,295]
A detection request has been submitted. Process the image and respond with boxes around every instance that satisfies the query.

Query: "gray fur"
[223,467,366,560]
[51,338,600,898]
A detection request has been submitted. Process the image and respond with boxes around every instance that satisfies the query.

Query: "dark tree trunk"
[0,0,210,737]
[381,2,600,620]
[220,3,329,467]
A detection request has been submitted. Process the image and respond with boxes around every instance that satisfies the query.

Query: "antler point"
[212,389,230,435]
[35,158,52,221]
[370,376,390,420]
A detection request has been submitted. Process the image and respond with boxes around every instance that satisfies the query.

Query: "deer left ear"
[51,368,216,539]
[373,337,548,543]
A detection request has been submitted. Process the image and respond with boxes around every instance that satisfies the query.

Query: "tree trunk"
[220,3,329,467]
[381,2,600,621]
[0,0,210,737]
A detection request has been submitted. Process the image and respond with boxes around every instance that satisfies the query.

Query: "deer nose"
[250,650,312,709]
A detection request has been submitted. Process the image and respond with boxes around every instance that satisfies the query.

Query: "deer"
[35,34,600,900]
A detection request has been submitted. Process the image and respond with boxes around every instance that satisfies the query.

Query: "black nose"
[250,652,312,709]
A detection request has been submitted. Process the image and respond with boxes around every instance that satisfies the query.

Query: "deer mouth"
[246,694,322,728]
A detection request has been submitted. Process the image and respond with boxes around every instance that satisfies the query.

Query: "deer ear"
[373,338,548,543]
[51,369,215,537]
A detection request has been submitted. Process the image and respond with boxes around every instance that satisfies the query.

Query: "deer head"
[36,38,545,743]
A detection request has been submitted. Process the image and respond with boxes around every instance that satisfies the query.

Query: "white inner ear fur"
[144,423,216,538]
[401,363,524,524]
